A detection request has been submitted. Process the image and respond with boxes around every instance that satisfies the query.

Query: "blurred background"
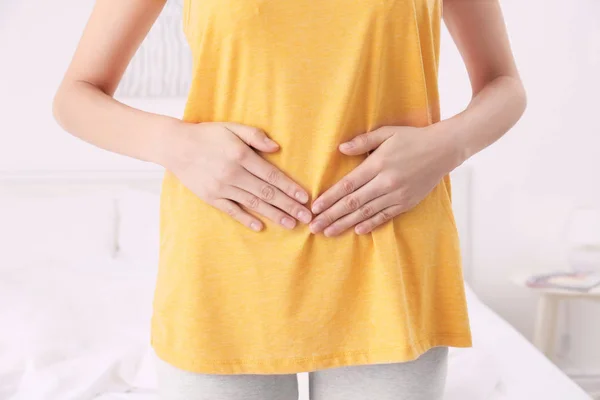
[0,0,599,399]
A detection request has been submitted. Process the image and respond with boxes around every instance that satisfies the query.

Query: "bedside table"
[512,272,600,361]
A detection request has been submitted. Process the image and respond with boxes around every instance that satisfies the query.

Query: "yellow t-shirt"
[151,0,472,374]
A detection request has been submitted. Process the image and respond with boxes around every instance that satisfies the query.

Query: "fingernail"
[312,202,323,214]
[281,216,295,229]
[340,141,354,149]
[297,210,312,224]
[264,137,278,147]
[250,222,261,231]
[356,225,367,234]
[310,220,324,233]
[324,227,337,237]
[295,191,309,203]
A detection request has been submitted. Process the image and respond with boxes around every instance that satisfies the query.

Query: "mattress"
[0,258,590,400]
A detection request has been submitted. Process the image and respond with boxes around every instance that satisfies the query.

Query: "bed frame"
[0,165,473,281]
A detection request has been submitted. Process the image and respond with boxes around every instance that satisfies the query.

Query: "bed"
[0,168,591,400]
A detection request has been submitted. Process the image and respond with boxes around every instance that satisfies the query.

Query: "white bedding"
[462,286,591,400]
[0,257,590,400]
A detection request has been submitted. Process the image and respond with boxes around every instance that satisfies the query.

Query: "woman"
[53,0,526,398]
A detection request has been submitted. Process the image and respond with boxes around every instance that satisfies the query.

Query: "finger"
[311,159,379,214]
[241,150,310,205]
[355,203,405,235]
[233,172,313,224]
[223,186,298,230]
[309,175,388,234]
[222,122,280,153]
[338,127,395,155]
[212,198,263,232]
[322,191,395,236]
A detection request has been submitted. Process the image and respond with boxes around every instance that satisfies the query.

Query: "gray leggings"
[156,347,448,400]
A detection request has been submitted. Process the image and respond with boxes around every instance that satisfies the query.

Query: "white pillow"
[0,192,116,265]
[116,188,161,266]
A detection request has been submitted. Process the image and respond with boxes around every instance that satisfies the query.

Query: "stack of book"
[526,271,600,292]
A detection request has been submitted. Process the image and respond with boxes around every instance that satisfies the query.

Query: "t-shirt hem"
[151,333,473,374]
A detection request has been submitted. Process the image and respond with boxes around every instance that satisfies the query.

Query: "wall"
[0,1,183,173]
[438,0,600,376]
[1,0,599,376]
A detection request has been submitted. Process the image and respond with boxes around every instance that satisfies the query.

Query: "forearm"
[52,79,184,168]
[435,75,527,169]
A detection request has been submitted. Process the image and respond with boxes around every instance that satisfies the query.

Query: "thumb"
[339,128,394,155]
[224,123,280,152]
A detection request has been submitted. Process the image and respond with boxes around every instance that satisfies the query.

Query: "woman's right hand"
[165,121,313,232]
[50,0,311,233]
[50,0,312,233]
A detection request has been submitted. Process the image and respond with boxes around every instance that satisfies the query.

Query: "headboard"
[449,165,473,281]
[0,170,163,194]
[0,166,472,280]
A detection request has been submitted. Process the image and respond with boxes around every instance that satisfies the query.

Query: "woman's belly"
[160,0,451,315]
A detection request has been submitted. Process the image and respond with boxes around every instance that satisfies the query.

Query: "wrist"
[155,117,195,171]
[428,120,466,172]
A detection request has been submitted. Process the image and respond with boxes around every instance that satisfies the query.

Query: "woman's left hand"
[309,125,460,236]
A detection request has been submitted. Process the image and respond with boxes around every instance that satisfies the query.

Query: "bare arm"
[439,0,527,165]
[52,0,312,231]
[52,0,176,166]
[309,0,527,236]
